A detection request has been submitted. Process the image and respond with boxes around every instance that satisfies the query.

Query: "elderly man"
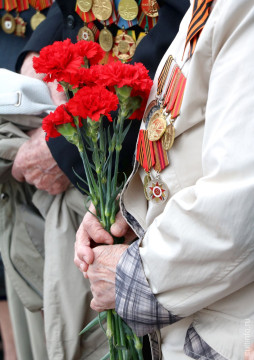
[74,0,254,359]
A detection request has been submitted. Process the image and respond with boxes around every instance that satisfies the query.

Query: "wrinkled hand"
[87,244,128,312]
[74,203,136,273]
[12,127,70,195]
[20,52,67,106]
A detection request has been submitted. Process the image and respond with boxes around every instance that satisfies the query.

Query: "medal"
[161,123,175,151]
[30,10,46,30]
[141,0,159,18]
[146,179,169,204]
[143,172,152,200]
[77,24,95,41]
[1,13,16,34]
[118,0,138,21]
[15,15,27,36]
[99,27,113,52]
[92,0,112,21]
[112,30,136,61]
[147,110,167,141]
[77,0,92,13]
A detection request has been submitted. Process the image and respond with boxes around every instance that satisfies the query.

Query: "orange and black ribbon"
[183,0,214,58]
[136,130,155,172]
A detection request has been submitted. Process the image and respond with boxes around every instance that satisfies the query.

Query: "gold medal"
[99,27,113,52]
[112,32,136,61]
[30,11,46,31]
[144,173,152,200]
[15,15,26,37]
[1,13,16,34]
[162,123,175,151]
[145,180,169,204]
[118,0,138,21]
[141,0,159,18]
[147,110,167,141]
[77,0,92,13]
[92,0,112,21]
[78,25,95,41]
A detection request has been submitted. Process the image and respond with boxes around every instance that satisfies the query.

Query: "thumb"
[110,211,130,238]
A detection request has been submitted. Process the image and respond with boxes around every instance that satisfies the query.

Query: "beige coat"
[122,0,254,359]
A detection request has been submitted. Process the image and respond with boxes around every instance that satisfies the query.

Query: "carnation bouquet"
[33,39,152,360]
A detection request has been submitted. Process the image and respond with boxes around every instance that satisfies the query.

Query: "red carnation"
[42,104,75,140]
[90,62,153,119]
[68,86,119,122]
[72,41,105,66]
[33,39,85,83]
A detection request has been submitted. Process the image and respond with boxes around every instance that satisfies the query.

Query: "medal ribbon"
[100,0,117,26]
[75,3,96,23]
[29,0,52,10]
[183,0,214,58]
[5,0,17,11]
[153,139,169,172]
[157,55,173,97]
[16,0,29,11]
[114,0,138,29]
[136,130,155,172]
[88,22,99,41]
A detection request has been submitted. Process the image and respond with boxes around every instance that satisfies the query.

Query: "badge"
[1,13,16,34]
[118,0,138,21]
[92,0,112,21]
[112,32,136,61]
[99,27,113,52]
[161,123,175,151]
[145,180,169,204]
[147,110,167,141]
[77,25,95,41]
[141,0,159,18]
[30,11,46,31]
[15,16,26,37]
[77,0,92,13]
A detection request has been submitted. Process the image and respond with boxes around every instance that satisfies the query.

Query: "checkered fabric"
[115,241,181,337]
[184,325,227,360]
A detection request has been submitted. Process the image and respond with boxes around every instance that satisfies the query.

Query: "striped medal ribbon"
[183,0,214,59]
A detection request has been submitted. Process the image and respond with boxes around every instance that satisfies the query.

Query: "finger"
[74,253,89,273]
[85,206,113,245]
[75,226,94,265]
[110,211,130,238]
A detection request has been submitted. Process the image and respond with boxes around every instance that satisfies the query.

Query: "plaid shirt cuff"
[115,240,181,337]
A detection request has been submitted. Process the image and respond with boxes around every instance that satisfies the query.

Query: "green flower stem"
[110,107,127,225]
[106,310,115,360]
[73,117,99,206]
[92,139,106,227]
[126,336,138,360]
[113,312,123,360]
[133,333,143,360]
[118,316,128,360]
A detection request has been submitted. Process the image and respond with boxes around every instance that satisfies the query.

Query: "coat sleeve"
[116,0,254,332]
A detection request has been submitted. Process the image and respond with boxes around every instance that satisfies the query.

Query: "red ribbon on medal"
[75,3,96,23]
[16,0,29,11]
[5,0,17,11]
[136,130,155,172]
[153,139,169,172]
[29,0,52,11]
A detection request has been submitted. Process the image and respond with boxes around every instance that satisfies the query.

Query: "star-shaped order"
[148,181,167,202]
[113,33,135,60]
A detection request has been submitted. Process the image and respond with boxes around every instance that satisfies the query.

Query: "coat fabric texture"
[116,0,254,359]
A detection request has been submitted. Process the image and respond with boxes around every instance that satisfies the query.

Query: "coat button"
[0,192,9,201]
[67,15,75,29]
